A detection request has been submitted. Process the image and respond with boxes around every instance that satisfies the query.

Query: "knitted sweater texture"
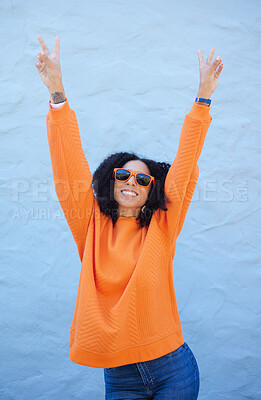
[46,99,212,368]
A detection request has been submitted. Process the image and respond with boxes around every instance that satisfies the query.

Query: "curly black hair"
[92,151,171,228]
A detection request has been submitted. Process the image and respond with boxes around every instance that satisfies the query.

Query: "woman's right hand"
[35,36,66,102]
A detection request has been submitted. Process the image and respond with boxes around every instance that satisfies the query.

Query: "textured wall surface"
[1,0,260,399]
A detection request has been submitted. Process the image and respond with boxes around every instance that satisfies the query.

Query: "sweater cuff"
[50,101,66,109]
[47,97,71,123]
[187,102,212,121]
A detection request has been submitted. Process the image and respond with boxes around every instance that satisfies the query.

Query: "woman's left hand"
[197,48,223,99]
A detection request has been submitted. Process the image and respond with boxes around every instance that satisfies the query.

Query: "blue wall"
[1,0,260,399]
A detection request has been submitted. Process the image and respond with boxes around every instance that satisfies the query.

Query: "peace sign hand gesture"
[35,36,65,101]
[196,48,223,99]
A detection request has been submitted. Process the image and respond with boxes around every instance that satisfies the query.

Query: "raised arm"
[46,99,95,259]
[36,36,95,260]
[160,48,223,248]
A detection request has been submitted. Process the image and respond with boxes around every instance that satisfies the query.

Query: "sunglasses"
[113,168,155,187]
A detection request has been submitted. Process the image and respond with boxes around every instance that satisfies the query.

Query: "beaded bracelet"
[195,97,211,105]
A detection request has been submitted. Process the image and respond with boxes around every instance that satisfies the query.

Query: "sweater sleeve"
[46,98,95,260]
[50,101,66,109]
[160,102,212,248]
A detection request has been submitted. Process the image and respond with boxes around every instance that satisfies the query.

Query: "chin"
[118,201,141,209]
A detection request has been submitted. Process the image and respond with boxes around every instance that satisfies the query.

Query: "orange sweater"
[46,99,212,368]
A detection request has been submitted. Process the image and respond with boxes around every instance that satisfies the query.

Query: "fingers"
[35,53,46,72]
[211,56,222,72]
[38,36,50,56]
[206,48,215,65]
[53,36,60,56]
[36,51,52,69]
[197,49,205,65]
[198,48,221,70]
[214,63,223,78]
[35,59,46,73]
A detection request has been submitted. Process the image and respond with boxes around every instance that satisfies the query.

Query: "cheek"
[113,182,119,199]
[145,186,153,201]
[140,187,150,201]
[114,181,123,201]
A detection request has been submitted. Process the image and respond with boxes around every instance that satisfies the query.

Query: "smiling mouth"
[121,190,138,197]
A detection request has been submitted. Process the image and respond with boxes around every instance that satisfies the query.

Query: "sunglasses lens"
[136,174,151,187]
[115,169,131,181]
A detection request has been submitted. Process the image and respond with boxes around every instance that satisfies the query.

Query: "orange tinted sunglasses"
[113,168,155,187]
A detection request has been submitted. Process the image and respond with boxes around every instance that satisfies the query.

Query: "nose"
[127,174,136,185]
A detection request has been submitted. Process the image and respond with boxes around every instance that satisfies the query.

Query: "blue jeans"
[103,342,200,399]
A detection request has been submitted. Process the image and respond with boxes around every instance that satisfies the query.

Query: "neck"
[118,207,140,218]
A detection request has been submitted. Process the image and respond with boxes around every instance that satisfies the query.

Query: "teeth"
[121,190,138,197]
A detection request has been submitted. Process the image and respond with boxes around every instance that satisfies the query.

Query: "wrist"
[49,89,66,104]
[48,81,64,93]
[195,101,210,107]
[197,86,212,100]
[195,97,211,107]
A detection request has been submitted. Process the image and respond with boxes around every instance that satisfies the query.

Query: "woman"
[36,36,223,399]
